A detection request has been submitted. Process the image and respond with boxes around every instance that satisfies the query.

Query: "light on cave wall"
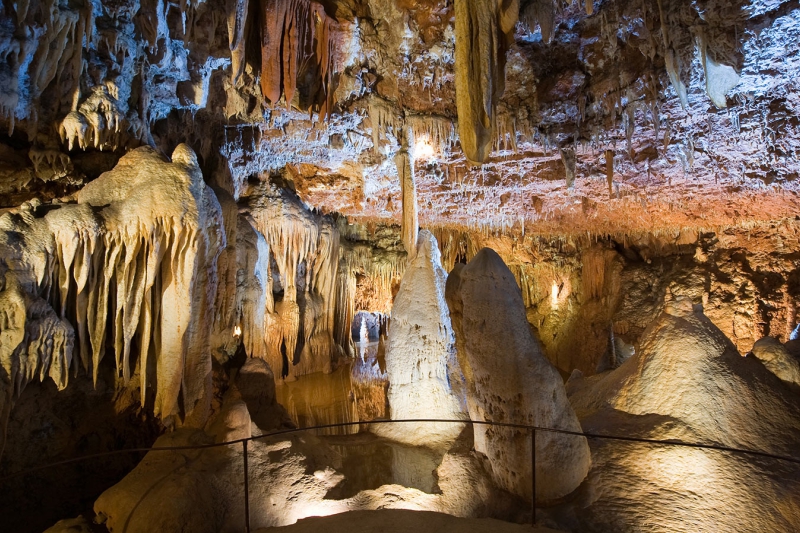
[551,281,560,309]
[234,325,242,338]
[413,135,436,161]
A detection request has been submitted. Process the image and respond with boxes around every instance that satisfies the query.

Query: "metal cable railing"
[3,418,800,531]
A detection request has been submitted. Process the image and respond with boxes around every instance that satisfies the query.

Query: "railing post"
[243,440,251,533]
[530,427,536,527]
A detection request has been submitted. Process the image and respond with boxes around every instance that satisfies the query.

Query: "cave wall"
[433,220,800,376]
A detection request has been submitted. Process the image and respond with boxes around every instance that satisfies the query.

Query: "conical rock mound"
[375,230,466,448]
[446,248,591,502]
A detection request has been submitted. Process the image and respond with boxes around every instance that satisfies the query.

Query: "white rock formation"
[571,298,800,452]
[749,336,800,388]
[445,248,591,502]
[375,230,466,448]
[565,298,800,532]
[0,144,225,439]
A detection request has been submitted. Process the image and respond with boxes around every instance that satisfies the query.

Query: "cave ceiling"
[1,0,800,236]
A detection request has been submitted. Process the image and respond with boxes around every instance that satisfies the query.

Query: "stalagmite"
[571,298,800,455]
[396,131,418,257]
[454,0,519,163]
[445,248,591,502]
[227,0,249,86]
[374,230,466,448]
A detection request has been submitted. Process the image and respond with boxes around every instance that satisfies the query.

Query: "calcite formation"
[247,184,340,379]
[91,371,511,532]
[395,133,418,257]
[0,145,224,447]
[454,0,518,164]
[749,337,800,387]
[446,248,591,502]
[571,297,800,454]
[6,0,800,531]
[260,0,337,118]
[564,298,800,532]
[376,230,466,447]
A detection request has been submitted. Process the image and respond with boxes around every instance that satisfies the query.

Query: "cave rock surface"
[445,247,591,502]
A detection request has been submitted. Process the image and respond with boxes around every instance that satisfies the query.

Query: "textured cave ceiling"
[2,0,800,236]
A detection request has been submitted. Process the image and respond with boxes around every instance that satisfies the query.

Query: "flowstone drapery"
[0,145,225,449]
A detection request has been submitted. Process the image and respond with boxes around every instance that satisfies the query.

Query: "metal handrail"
[3,417,800,531]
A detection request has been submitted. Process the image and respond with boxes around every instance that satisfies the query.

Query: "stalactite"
[0,145,225,431]
[521,0,555,44]
[454,0,519,164]
[227,0,249,86]
[247,184,339,380]
[395,131,418,258]
[368,97,402,154]
[561,147,576,189]
[697,31,740,109]
[406,114,456,155]
[655,0,688,109]
[334,229,406,358]
[605,149,614,198]
[259,0,337,119]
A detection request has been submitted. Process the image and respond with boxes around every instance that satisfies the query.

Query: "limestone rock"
[445,248,591,502]
[0,144,225,435]
[42,516,94,533]
[563,299,800,531]
[93,388,509,532]
[454,0,518,164]
[749,336,800,388]
[570,298,800,455]
[375,230,466,448]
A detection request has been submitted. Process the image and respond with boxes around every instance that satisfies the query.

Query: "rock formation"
[445,247,591,502]
[260,0,337,118]
[376,230,466,447]
[395,132,418,257]
[90,364,511,533]
[454,0,518,164]
[570,297,800,454]
[0,144,225,447]
[749,337,800,388]
[563,297,800,531]
[6,0,800,530]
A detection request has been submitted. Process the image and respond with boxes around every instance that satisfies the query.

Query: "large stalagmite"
[375,230,466,448]
[564,299,800,531]
[446,248,591,502]
[454,0,519,164]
